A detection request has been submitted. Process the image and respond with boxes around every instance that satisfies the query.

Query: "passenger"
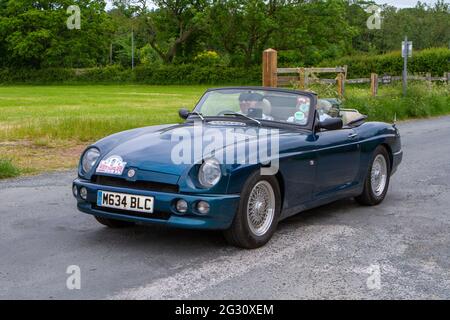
[316,99,333,121]
[287,96,310,125]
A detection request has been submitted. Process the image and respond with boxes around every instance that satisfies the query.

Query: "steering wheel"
[217,110,238,116]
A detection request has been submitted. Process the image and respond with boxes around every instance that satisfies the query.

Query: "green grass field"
[0,85,208,175]
[0,85,208,142]
[0,83,449,177]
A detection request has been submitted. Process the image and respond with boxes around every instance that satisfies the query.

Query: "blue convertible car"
[73,87,402,248]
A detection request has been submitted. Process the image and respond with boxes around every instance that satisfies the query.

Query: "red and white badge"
[96,155,127,175]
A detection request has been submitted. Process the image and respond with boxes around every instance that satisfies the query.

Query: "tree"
[206,0,283,66]
[142,0,209,63]
[0,0,113,68]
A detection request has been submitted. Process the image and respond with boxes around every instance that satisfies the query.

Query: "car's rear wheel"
[356,146,391,206]
[223,172,281,249]
[94,216,135,228]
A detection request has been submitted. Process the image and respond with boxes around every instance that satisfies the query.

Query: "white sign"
[402,41,413,58]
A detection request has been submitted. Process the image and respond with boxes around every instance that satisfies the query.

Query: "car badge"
[127,169,136,178]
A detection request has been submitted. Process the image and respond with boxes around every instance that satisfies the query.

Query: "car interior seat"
[340,109,367,127]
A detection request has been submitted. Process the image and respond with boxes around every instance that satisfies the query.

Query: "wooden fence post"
[337,72,345,98]
[304,68,310,87]
[447,72,450,85]
[262,49,278,87]
[298,67,305,89]
[426,72,432,89]
[371,73,378,96]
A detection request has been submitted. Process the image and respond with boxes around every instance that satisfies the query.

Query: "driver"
[238,92,273,120]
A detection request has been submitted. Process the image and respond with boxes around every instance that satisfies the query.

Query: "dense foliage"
[322,47,450,77]
[1,46,449,84]
[0,0,448,70]
[0,64,261,83]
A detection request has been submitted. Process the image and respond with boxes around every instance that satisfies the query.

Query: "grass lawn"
[0,85,208,175]
[0,83,449,178]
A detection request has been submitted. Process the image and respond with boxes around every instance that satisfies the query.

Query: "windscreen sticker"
[96,155,127,175]
[294,111,306,122]
[299,103,309,113]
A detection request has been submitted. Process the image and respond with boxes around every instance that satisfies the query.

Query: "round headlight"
[198,158,221,188]
[81,148,100,173]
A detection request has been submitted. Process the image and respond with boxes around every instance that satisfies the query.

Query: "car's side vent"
[93,175,179,193]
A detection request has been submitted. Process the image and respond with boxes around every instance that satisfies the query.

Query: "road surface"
[1,116,449,299]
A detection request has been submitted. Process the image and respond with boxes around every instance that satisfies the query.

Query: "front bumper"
[73,178,240,230]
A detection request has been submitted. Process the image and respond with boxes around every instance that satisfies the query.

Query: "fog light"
[72,185,78,198]
[80,187,88,200]
[197,201,210,215]
[176,199,188,214]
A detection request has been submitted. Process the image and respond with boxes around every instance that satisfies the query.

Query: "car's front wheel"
[224,172,281,249]
[94,216,135,228]
[356,145,391,206]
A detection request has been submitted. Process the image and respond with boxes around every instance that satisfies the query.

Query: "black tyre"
[94,216,135,228]
[356,145,391,206]
[223,171,281,249]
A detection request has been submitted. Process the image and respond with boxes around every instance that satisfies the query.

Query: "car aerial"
[73,87,403,249]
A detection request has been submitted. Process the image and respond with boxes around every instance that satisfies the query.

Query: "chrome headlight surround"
[81,147,100,174]
[198,158,221,188]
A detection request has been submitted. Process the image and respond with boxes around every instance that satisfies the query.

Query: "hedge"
[319,48,450,78]
[0,65,261,85]
[1,48,448,84]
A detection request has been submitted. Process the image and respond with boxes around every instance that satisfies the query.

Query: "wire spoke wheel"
[371,154,388,197]
[246,180,276,237]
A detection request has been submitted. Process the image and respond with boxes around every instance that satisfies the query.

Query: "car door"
[277,132,318,218]
[314,127,361,198]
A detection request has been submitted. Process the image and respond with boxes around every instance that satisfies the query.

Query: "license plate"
[97,191,154,214]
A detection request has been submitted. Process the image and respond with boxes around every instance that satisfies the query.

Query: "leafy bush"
[0,64,261,85]
[194,51,222,66]
[344,82,450,123]
[319,48,450,78]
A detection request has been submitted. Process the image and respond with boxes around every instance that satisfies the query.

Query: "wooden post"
[446,72,450,85]
[426,72,432,89]
[298,68,305,89]
[304,68,309,87]
[262,49,277,87]
[371,73,378,96]
[337,73,345,98]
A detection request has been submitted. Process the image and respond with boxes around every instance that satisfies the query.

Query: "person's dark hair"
[239,92,263,102]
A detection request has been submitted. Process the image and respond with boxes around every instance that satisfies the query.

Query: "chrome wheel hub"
[371,154,388,197]
[247,181,276,237]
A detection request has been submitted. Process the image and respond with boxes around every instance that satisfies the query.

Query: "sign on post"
[402,41,413,58]
[402,37,412,96]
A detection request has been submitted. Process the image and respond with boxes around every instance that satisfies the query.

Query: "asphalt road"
[1,116,449,300]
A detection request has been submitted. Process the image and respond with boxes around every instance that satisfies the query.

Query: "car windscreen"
[194,89,313,126]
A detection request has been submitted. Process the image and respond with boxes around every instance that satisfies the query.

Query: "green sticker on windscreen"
[294,111,306,122]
